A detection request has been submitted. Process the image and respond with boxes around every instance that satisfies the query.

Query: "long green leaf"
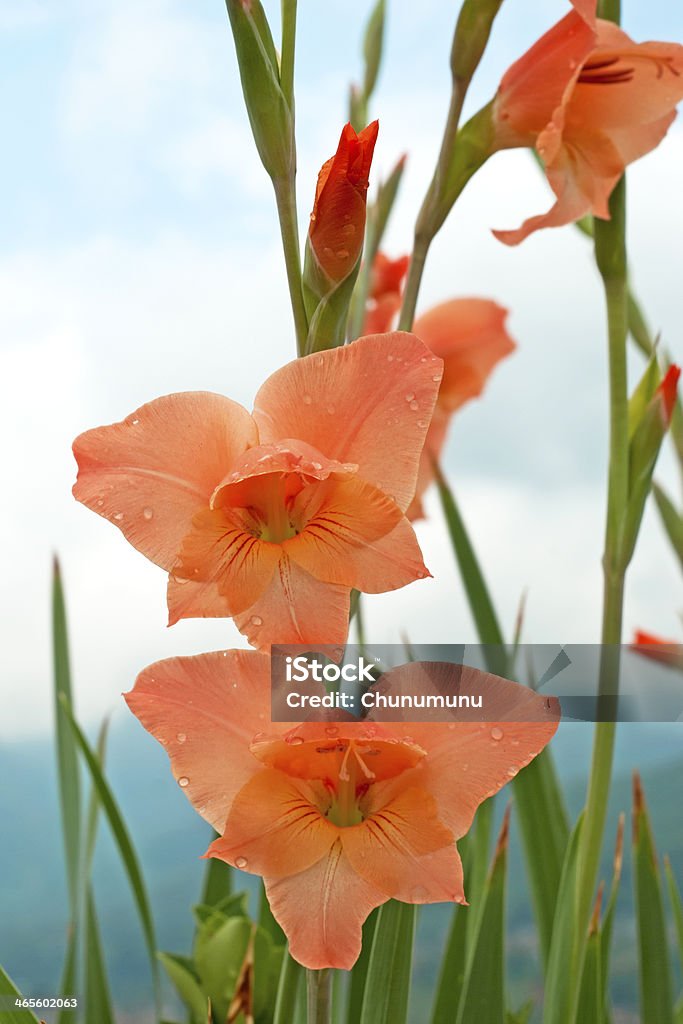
[0,965,41,1024]
[600,815,625,1022]
[633,774,674,1024]
[542,813,584,1024]
[84,888,115,1024]
[274,951,303,1024]
[431,831,474,1024]
[359,901,415,1024]
[434,463,505,665]
[59,695,161,1012]
[652,482,683,570]
[664,854,683,975]
[576,887,603,1024]
[52,558,81,907]
[346,907,379,1024]
[456,809,509,1024]
[512,748,570,963]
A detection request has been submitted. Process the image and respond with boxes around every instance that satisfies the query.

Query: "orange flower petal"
[73,392,257,569]
[264,840,386,969]
[494,9,597,142]
[368,663,560,839]
[206,768,336,877]
[124,650,273,832]
[234,554,351,649]
[174,507,281,615]
[414,299,516,414]
[284,476,429,591]
[343,786,463,903]
[166,576,232,626]
[253,333,444,512]
[406,410,450,521]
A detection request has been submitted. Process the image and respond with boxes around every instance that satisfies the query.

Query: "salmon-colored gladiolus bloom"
[363,252,410,335]
[72,334,442,649]
[408,299,516,518]
[308,121,379,284]
[631,630,683,671]
[125,650,560,969]
[492,0,683,244]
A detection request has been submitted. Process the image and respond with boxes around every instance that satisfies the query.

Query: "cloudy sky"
[1,0,682,738]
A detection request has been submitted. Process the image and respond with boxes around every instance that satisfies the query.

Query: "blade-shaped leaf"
[652,482,683,569]
[346,907,379,1024]
[52,558,81,908]
[633,774,674,1024]
[158,953,209,1024]
[274,951,303,1024]
[576,886,604,1024]
[84,888,115,1024]
[0,966,42,1024]
[664,854,683,975]
[542,813,584,1024]
[513,747,570,964]
[59,695,161,1012]
[455,809,510,1024]
[359,901,415,1024]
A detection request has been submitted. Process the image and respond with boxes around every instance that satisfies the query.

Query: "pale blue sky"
[1,0,682,735]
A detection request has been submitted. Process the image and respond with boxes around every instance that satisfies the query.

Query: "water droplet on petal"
[113,512,124,521]
[491,727,504,741]
[409,400,419,411]
[303,394,313,406]
[325,725,339,737]
[336,248,350,259]
[250,615,263,626]
[417,420,427,427]
[462,763,469,772]
[235,856,248,869]
[96,498,104,507]
[507,766,518,777]
[178,776,189,788]
[311,461,323,470]
[143,507,153,521]
[131,418,140,426]
[411,885,428,901]
[404,392,415,402]
[387,354,394,362]
[326,404,336,414]
[342,223,356,238]
[287,735,305,746]
[176,732,187,743]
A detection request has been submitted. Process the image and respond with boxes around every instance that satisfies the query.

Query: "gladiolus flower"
[125,650,560,969]
[631,630,683,671]
[73,333,442,649]
[307,121,379,286]
[408,299,516,518]
[363,252,410,335]
[491,0,683,244]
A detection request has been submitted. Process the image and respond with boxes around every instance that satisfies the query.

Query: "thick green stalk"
[273,175,309,355]
[574,175,629,1019]
[306,968,331,1024]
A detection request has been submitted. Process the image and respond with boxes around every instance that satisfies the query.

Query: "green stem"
[306,968,332,1024]
[398,81,466,332]
[574,176,629,1016]
[280,0,297,111]
[273,175,309,356]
